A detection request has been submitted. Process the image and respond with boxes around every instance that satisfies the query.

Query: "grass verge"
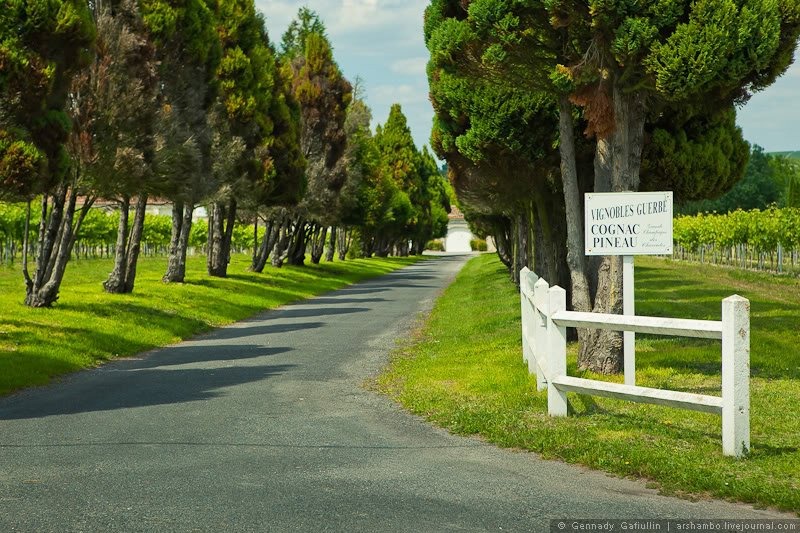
[377,254,800,513]
[0,253,423,396]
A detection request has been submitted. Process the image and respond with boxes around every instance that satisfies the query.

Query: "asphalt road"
[0,255,789,532]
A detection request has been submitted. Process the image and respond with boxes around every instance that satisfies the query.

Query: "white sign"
[585,192,673,256]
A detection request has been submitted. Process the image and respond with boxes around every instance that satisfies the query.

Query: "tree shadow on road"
[267,307,371,319]
[0,355,296,420]
[197,321,326,341]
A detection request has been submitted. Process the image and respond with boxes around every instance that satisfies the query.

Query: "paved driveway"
[0,255,788,531]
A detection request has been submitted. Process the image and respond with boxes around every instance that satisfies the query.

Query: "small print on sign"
[585,192,673,256]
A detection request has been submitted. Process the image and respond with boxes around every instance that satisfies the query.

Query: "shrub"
[426,239,445,251]
[470,238,487,252]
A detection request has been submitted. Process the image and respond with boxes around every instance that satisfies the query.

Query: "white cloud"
[390,57,428,76]
[254,1,298,41]
[370,83,429,109]
[255,0,435,150]
[255,1,426,42]
[329,1,426,35]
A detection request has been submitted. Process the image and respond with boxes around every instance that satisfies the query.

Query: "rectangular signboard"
[585,192,673,256]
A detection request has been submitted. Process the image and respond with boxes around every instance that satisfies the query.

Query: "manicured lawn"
[378,254,800,513]
[0,253,423,396]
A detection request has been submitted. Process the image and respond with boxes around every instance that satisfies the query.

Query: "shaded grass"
[378,254,800,513]
[0,253,423,396]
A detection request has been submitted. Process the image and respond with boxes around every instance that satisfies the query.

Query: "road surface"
[0,255,788,531]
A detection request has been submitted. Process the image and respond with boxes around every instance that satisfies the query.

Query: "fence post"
[521,269,538,372]
[533,278,550,391]
[520,268,530,366]
[547,285,568,416]
[525,270,539,374]
[722,295,750,458]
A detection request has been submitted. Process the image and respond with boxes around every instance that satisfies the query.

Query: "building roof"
[448,205,465,220]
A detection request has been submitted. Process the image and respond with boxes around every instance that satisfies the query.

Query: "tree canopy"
[424,0,800,372]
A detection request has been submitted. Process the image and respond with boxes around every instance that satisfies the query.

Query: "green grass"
[378,254,800,513]
[0,253,423,396]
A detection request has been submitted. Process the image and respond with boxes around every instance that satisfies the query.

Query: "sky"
[255,1,800,155]
[255,0,434,153]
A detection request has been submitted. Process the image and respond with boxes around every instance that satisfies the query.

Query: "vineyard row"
[673,207,800,273]
[0,205,262,264]
[3,205,799,274]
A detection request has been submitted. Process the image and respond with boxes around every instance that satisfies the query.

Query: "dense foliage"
[425,0,800,373]
[0,4,447,306]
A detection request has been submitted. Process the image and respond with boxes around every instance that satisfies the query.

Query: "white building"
[444,206,473,253]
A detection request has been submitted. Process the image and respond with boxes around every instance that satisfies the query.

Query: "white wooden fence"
[519,267,751,458]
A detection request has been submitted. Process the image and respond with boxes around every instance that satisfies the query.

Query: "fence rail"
[519,267,751,458]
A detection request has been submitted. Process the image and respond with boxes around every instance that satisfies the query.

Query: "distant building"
[79,197,208,221]
[145,199,208,221]
[444,206,473,253]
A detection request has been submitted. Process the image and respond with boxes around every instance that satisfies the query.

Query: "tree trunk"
[29,195,52,292]
[287,217,309,266]
[22,200,34,291]
[163,200,193,283]
[512,211,531,286]
[24,188,65,306]
[374,237,390,257]
[576,88,647,373]
[122,194,148,293]
[581,254,624,373]
[251,217,276,273]
[325,226,337,262]
[337,227,350,260]
[610,86,646,193]
[206,204,217,274]
[103,196,131,294]
[309,223,327,264]
[579,134,622,372]
[208,199,237,277]
[271,216,292,268]
[491,216,513,271]
[532,190,554,284]
[25,186,90,307]
[164,200,183,280]
[252,218,259,267]
[556,95,597,360]
[359,233,373,258]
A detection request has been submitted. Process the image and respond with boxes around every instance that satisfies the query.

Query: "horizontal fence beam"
[551,310,723,340]
[550,376,723,415]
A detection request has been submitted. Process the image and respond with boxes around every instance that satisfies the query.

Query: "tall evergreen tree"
[0,0,95,307]
[426,0,796,372]
[140,0,223,283]
[83,0,160,295]
[321,80,373,262]
[369,104,418,256]
[275,8,351,266]
[206,0,285,278]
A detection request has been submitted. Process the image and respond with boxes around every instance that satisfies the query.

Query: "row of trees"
[0,3,449,307]
[425,0,799,373]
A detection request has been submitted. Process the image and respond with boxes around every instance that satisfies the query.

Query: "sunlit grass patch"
[0,253,423,395]
[378,254,800,513]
